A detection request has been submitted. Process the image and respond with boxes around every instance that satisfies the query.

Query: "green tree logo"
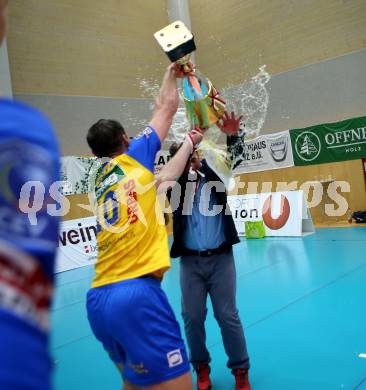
[295,131,321,161]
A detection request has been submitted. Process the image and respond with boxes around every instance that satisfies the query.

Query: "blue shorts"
[86,277,190,387]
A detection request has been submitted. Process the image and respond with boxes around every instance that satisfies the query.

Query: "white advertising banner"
[55,191,314,273]
[56,216,97,273]
[154,150,171,174]
[233,130,294,174]
[60,156,101,195]
[227,190,314,237]
[60,152,172,195]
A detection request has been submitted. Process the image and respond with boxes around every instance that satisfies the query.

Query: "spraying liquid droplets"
[122,66,271,172]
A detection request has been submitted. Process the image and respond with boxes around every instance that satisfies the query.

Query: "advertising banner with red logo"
[55,216,97,273]
[232,130,295,174]
[227,190,315,237]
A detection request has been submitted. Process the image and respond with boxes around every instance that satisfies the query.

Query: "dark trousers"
[180,249,250,371]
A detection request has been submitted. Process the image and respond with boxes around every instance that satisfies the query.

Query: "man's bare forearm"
[155,64,178,112]
[155,138,193,194]
[150,64,179,142]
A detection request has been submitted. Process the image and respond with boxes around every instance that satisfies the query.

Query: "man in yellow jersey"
[86,64,202,390]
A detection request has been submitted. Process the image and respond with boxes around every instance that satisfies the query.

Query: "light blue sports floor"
[51,227,366,390]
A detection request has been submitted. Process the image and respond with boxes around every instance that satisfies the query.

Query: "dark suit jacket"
[167,159,240,258]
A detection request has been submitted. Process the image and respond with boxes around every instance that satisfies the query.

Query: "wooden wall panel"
[7,1,366,98]
[7,0,168,97]
[63,193,94,221]
[190,0,366,87]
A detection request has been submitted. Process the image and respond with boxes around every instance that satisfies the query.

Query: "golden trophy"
[154,21,235,190]
[154,21,226,130]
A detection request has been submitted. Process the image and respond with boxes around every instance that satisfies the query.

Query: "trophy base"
[154,20,196,63]
[166,38,196,62]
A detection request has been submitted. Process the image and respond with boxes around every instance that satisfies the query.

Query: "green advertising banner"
[290,116,366,166]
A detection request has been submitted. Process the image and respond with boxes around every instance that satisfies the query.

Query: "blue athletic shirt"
[0,98,60,390]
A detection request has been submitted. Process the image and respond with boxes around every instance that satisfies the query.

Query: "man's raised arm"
[155,130,203,194]
[150,64,182,143]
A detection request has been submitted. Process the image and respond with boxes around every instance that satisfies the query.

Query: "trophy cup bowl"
[154,21,226,129]
[154,21,234,190]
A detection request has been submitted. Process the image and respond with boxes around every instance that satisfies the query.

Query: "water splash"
[134,77,190,146]
[222,65,270,140]
[120,102,147,131]
[121,66,270,160]
[221,65,271,168]
[168,104,190,144]
[138,78,160,101]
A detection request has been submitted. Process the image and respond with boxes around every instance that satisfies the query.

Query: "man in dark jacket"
[168,112,251,390]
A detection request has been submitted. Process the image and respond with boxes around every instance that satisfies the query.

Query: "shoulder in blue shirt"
[126,125,161,173]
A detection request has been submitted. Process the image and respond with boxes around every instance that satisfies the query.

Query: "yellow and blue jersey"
[92,126,170,288]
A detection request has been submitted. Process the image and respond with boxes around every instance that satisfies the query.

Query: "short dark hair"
[87,119,126,158]
[169,142,182,157]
